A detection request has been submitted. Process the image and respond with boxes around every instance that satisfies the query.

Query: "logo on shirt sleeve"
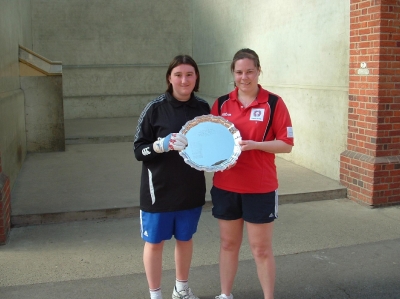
[250,108,264,121]
[142,147,151,155]
[287,127,293,138]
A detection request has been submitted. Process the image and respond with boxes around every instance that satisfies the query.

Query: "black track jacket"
[134,92,210,212]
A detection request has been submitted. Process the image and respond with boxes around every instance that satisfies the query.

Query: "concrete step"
[10,142,346,226]
[10,117,347,226]
[65,117,137,144]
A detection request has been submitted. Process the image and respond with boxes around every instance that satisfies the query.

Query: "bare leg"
[218,219,244,296]
[246,222,275,299]
[175,239,193,280]
[143,241,165,289]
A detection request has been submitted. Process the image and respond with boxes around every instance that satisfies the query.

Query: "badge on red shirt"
[250,108,265,121]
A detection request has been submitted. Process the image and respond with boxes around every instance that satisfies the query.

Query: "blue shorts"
[211,186,278,223]
[140,207,202,244]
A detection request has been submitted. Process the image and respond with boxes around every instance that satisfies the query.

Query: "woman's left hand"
[239,139,293,154]
[239,140,257,151]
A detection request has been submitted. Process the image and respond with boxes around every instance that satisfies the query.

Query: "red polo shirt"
[211,85,294,193]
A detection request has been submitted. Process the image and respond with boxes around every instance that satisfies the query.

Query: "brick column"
[340,0,400,206]
[0,152,11,245]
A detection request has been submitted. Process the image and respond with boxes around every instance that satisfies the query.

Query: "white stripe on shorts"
[140,210,144,239]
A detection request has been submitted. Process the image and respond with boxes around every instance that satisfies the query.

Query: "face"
[233,58,260,94]
[168,64,198,101]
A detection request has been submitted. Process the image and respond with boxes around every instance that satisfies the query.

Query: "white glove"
[153,133,188,153]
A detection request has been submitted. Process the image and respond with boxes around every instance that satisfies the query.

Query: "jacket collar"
[165,92,198,108]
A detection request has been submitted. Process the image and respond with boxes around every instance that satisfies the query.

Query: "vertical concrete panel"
[193,0,246,97]
[31,0,193,118]
[255,1,350,180]
[197,63,232,100]
[193,0,349,180]
[0,1,22,93]
[0,0,31,188]
[193,0,246,62]
[22,76,65,152]
[271,87,349,179]
[18,0,33,48]
[0,91,27,187]
[31,0,192,64]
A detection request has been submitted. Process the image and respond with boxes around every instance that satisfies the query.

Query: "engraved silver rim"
[179,115,242,172]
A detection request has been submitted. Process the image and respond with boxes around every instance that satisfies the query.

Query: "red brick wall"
[340,0,400,206]
[0,152,11,245]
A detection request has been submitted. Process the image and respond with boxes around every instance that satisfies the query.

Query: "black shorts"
[211,186,278,223]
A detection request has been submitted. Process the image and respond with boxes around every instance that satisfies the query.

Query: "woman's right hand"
[153,133,188,153]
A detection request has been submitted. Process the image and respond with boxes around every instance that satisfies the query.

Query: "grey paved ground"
[1,200,400,298]
[1,117,399,298]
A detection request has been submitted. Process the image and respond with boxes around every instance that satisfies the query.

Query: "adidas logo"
[144,230,148,237]
[269,213,274,217]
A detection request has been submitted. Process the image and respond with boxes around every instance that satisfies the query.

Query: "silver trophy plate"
[179,115,242,172]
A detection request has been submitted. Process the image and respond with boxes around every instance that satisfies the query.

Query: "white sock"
[175,279,189,292]
[220,294,233,299]
[149,287,162,299]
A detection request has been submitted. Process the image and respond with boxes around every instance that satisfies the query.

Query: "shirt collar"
[231,84,269,104]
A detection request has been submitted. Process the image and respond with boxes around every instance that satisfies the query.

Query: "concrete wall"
[31,0,193,119]
[193,0,350,180]
[22,76,65,152]
[23,0,349,180]
[0,0,32,187]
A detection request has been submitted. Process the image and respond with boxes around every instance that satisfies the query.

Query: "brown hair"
[230,48,261,72]
[166,55,200,93]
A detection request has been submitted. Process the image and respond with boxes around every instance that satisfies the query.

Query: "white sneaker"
[215,294,233,299]
[172,286,199,299]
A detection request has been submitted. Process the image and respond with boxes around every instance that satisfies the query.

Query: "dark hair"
[166,55,200,93]
[230,48,261,72]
